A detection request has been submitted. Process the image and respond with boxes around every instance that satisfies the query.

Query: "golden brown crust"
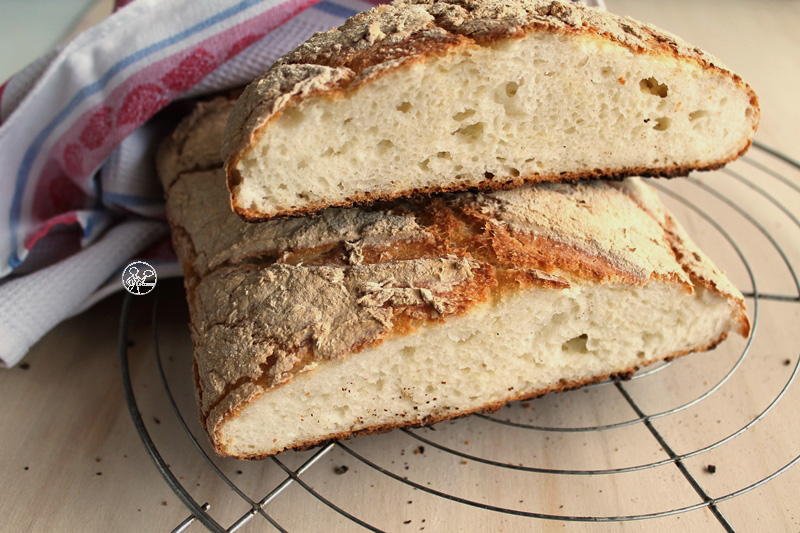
[223,0,760,218]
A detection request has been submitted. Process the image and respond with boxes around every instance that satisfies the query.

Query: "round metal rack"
[120,141,800,532]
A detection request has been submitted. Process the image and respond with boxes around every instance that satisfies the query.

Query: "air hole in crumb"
[565,126,576,134]
[453,109,476,121]
[397,101,412,113]
[505,81,520,98]
[689,110,709,121]
[453,122,485,142]
[509,167,520,177]
[484,171,495,180]
[745,107,753,117]
[419,159,430,171]
[343,118,352,125]
[377,139,394,154]
[297,160,308,170]
[562,334,589,354]
[321,147,334,157]
[437,151,451,159]
[639,77,669,98]
[280,107,305,128]
[653,117,671,131]
[454,165,463,172]
[600,67,613,77]
[278,184,288,191]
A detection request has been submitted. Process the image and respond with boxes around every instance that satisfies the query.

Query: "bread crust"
[163,97,750,459]
[223,0,760,219]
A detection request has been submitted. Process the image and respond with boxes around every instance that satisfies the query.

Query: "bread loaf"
[223,0,759,220]
[161,98,749,458]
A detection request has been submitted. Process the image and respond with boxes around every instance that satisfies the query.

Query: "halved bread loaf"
[223,0,760,220]
[161,98,749,458]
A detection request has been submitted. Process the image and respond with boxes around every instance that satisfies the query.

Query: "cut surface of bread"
[162,98,749,459]
[223,0,760,220]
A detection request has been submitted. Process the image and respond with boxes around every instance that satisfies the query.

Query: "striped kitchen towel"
[0,0,603,367]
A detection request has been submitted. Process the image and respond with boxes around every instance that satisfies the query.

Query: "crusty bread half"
[161,98,749,458]
[223,0,760,221]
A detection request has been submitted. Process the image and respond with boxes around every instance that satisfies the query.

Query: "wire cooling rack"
[120,141,800,532]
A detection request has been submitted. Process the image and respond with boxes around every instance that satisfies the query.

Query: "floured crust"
[223,0,760,219]
[164,98,749,458]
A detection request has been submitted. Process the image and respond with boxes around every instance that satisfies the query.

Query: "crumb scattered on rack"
[19,362,30,370]
[334,465,349,475]
[706,464,717,474]
[414,446,425,455]
[784,359,792,365]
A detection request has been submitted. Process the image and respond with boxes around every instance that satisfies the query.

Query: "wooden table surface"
[2,1,799,531]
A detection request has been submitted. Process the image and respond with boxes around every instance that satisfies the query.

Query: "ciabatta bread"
[223,0,759,220]
[160,98,749,458]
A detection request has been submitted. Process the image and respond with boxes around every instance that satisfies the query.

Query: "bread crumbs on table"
[403,520,412,525]
[334,465,349,475]
[460,460,467,465]
[19,362,30,370]
[706,464,717,473]
[413,446,424,455]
